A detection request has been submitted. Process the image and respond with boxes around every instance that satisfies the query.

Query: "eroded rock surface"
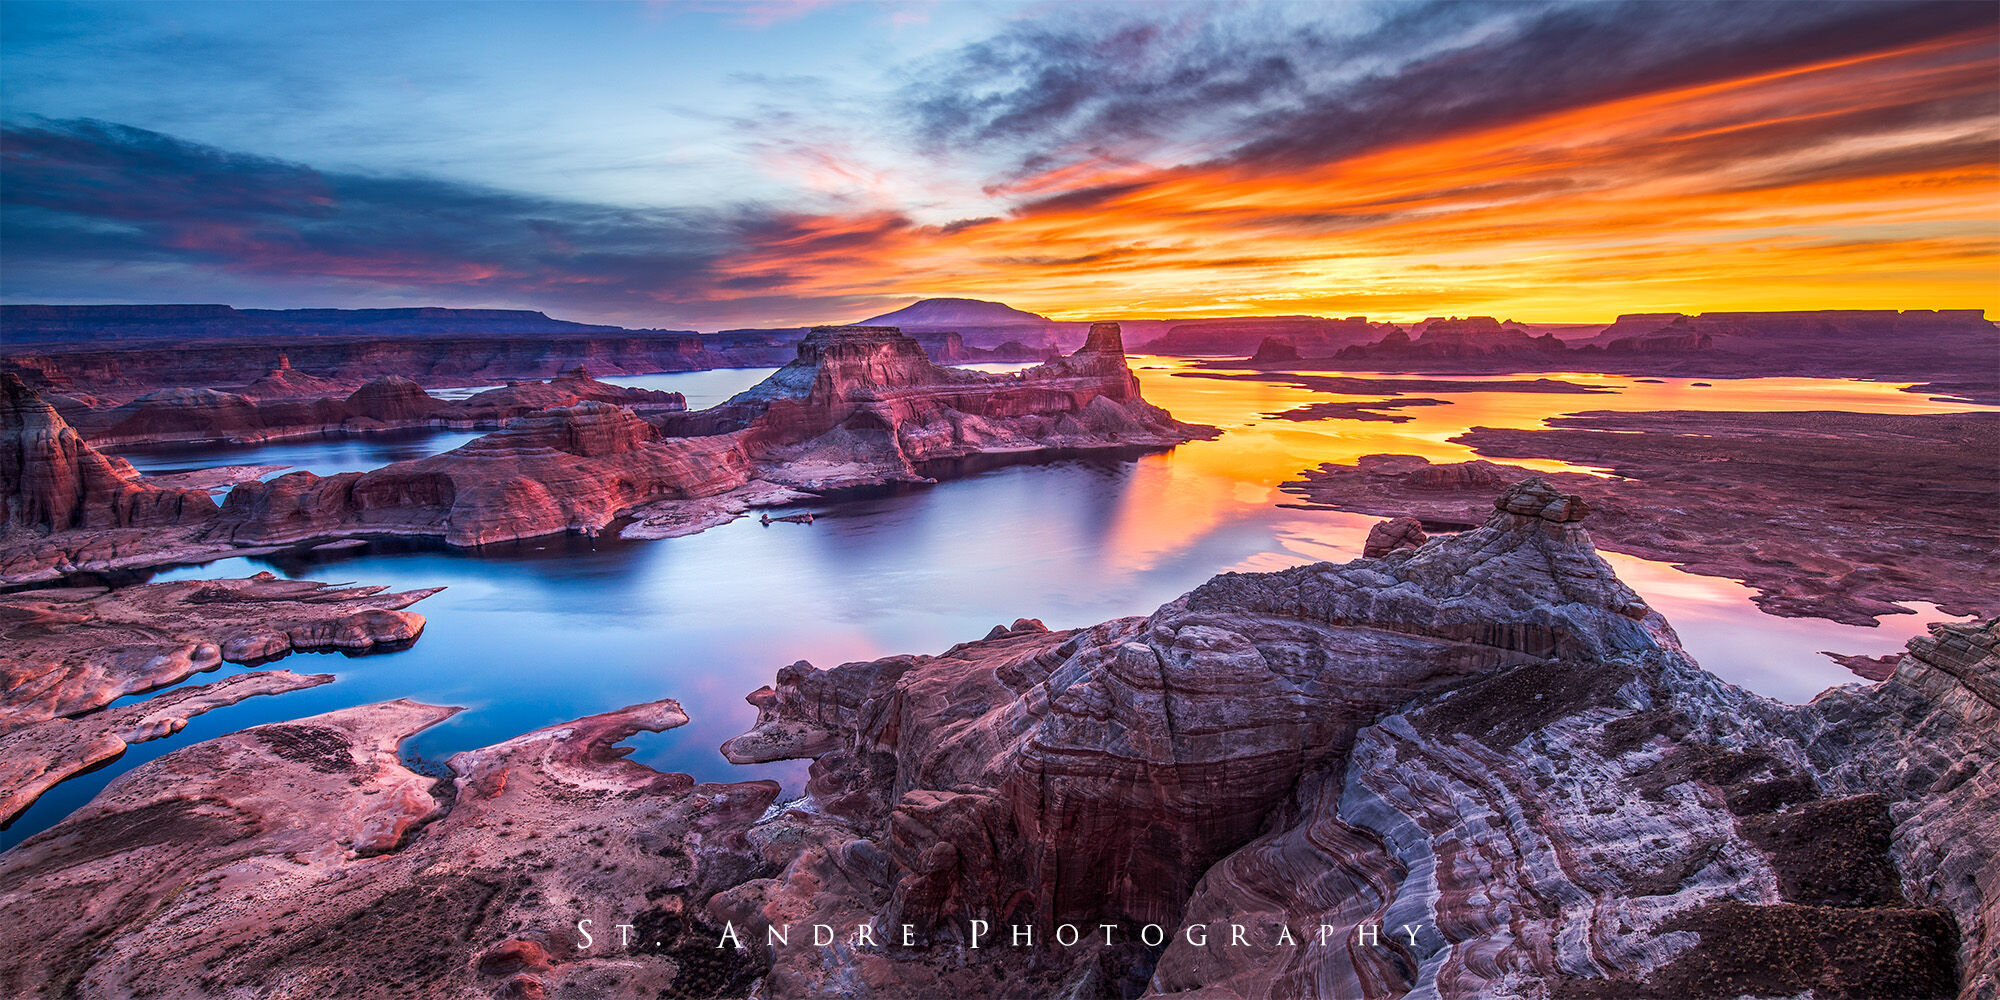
[0,573,435,731]
[0,669,332,826]
[4,324,1207,580]
[2,482,1989,999]
[0,699,779,999]
[199,322,1208,549]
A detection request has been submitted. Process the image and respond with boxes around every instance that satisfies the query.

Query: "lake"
[5,358,1982,847]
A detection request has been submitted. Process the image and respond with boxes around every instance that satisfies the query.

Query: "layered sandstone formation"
[202,323,1208,548]
[233,355,349,400]
[1284,408,1999,625]
[213,401,758,547]
[1,373,217,534]
[4,325,1203,576]
[0,479,1988,995]
[710,323,1210,490]
[0,573,436,824]
[2,481,1988,998]
[1,373,228,581]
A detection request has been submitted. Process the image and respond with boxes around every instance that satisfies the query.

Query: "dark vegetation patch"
[253,723,354,773]
[1628,839,1725,898]
[628,905,771,999]
[0,796,260,886]
[1555,901,1959,1000]
[246,872,512,995]
[1414,658,1634,747]
[1632,743,1820,816]
[1741,794,1902,908]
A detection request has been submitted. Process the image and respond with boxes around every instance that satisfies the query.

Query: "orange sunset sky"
[3,1,1996,327]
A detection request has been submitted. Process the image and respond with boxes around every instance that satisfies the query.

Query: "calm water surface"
[5,359,1984,846]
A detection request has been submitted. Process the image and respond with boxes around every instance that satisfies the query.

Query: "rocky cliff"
[211,401,757,547]
[0,373,216,539]
[0,481,1989,997]
[714,323,1210,490]
[718,480,1990,999]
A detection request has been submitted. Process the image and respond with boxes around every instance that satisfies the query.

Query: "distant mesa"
[855,297,1053,328]
[854,298,1076,351]
[0,322,1210,579]
[1144,316,1385,357]
[1249,337,1301,363]
[0,303,630,344]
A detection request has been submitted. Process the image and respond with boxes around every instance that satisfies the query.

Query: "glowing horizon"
[2,1,1995,329]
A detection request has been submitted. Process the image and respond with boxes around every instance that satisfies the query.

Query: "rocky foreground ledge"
[1,322,1209,582]
[0,573,438,827]
[0,480,1990,999]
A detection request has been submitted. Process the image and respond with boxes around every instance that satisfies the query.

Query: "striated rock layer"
[1,482,1990,998]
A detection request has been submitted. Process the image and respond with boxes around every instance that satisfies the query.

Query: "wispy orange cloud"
[712,23,1999,322]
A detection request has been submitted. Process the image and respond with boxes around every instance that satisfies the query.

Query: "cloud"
[4,2,1995,326]
[900,0,1997,183]
[0,117,913,325]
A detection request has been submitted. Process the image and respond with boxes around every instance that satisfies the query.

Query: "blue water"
[4,361,1980,847]
[108,428,488,481]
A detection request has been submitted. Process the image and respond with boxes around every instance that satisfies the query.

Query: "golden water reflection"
[1101,355,1991,701]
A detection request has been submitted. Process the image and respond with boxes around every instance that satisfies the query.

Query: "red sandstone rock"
[0,698,778,998]
[69,366,685,448]
[1,373,216,534]
[0,669,333,826]
[232,354,353,399]
[201,323,1211,549]
[1362,516,1428,557]
[0,486,1991,998]
[0,573,436,733]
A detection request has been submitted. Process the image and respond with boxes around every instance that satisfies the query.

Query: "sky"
[2,0,1995,329]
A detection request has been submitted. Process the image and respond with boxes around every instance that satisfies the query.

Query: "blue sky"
[4,1,1994,328]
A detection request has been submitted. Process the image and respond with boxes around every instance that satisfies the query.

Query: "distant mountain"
[855,298,1052,329]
